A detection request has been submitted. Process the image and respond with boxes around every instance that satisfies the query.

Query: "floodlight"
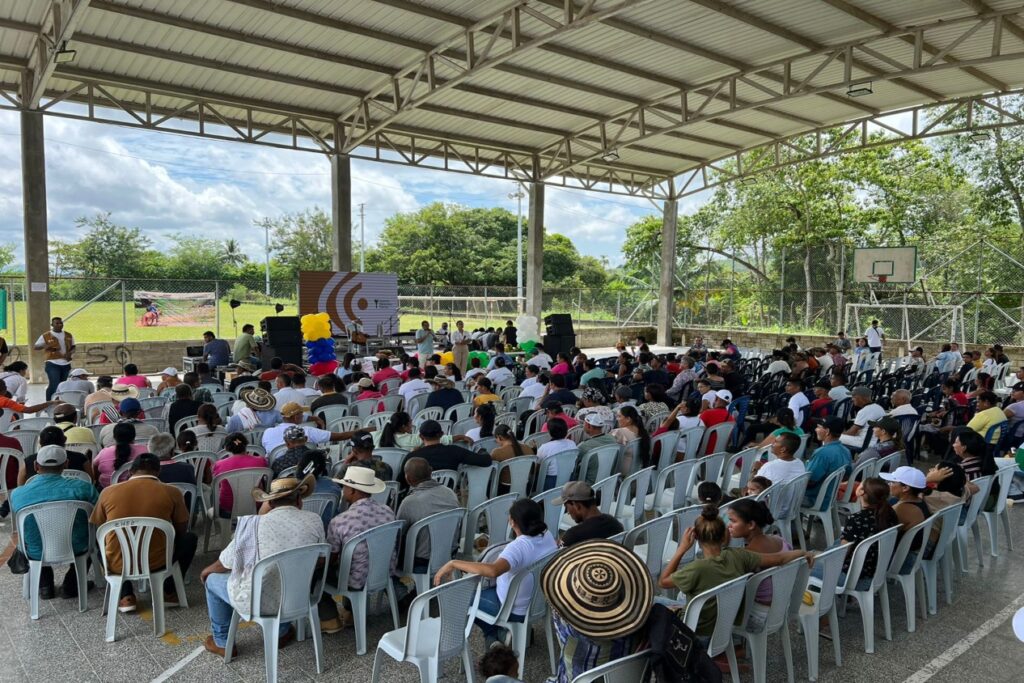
[54,41,76,64]
[601,149,620,163]
[847,82,872,97]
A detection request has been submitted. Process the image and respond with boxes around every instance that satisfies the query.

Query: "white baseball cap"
[715,389,733,404]
[880,466,927,489]
[68,368,89,378]
[583,413,605,427]
[161,367,179,376]
[36,445,67,467]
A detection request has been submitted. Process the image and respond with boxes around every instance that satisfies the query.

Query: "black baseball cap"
[418,419,444,438]
[814,416,845,437]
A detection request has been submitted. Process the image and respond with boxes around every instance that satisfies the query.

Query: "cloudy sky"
[0,109,714,269]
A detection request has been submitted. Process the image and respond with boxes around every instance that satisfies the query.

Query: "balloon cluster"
[469,350,489,366]
[515,315,540,354]
[300,312,338,376]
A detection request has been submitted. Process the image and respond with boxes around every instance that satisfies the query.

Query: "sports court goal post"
[844,303,964,349]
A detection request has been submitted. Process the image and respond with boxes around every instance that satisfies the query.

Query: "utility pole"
[508,184,525,312]
[359,203,366,271]
[264,221,271,296]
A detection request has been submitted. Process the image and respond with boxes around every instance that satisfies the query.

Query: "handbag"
[6,547,29,575]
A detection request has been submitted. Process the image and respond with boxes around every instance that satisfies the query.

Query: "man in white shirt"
[398,367,431,405]
[261,402,353,452]
[828,375,851,402]
[864,320,884,355]
[486,357,514,385]
[888,389,919,417]
[530,346,553,370]
[785,379,810,428]
[750,432,806,519]
[272,373,306,408]
[291,373,321,405]
[55,367,95,396]
[934,343,960,375]
[34,316,76,400]
[815,348,833,376]
[763,351,791,378]
[521,372,548,404]
[839,386,886,449]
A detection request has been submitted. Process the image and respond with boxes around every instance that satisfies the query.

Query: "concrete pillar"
[656,199,678,346]
[525,181,545,320]
[330,154,352,271]
[21,111,50,384]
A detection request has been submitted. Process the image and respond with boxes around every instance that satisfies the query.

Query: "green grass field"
[1,300,603,344]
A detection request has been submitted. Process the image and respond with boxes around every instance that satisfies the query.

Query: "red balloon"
[308,360,339,376]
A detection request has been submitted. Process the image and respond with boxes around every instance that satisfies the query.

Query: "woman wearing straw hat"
[542,539,654,682]
[434,498,557,649]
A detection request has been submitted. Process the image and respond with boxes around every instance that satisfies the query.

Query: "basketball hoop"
[874,274,887,284]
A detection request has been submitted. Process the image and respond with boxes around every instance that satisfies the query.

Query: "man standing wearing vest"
[34,317,75,400]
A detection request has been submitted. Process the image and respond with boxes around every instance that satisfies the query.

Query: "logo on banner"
[317,272,370,327]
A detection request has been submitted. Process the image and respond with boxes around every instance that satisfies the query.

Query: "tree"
[257,207,333,278]
[60,213,154,278]
[0,244,16,273]
[221,239,248,268]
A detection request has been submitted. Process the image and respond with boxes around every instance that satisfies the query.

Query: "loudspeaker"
[543,334,576,358]
[260,316,300,333]
[544,313,574,336]
[261,342,303,367]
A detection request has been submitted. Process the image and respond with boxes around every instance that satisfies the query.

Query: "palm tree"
[221,239,247,267]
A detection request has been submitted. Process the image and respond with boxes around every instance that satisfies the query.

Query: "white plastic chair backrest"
[172,451,218,483]
[567,424,585,444]
[96,516,174,580]
[807,544,848,618]
[888,514,936,577]
[379,396,403,414]
[591,474,620,514]
[363,412,394,431]
[61,469,92,483]
[277,466,298,478]
[0,448,25,496]
[614,467,654,527]
[698,422,734,458]
[8,429,40,455]
[111,461,135,485]
[268,445,288,463]
[373,448,409,480]
[961,475,994,530]
[807,468,845,513]
[194,428,227,453]
[653,430,681,470]
[526,432,551,450]
[413,406,443,424]
[509,396,535,416]
[534,447,580,492]
[467,493,518,549]
[794,433,811,460]
[989,462,1016,516]
[522,410,545,436]
[874,451,902,476]
[402,507,466,575]
[54,390,87,409]
[452,416,477,436]
[338,521,402,593]
[693,452,726,486]
[14,417,55,431]
[495,412,519,430]
[380,379,402,398]
[315,404,348,425]
[16,500,93,564]
[168,482,198,522]
[445,403,474,422]
[927,502,964,563]
[403,574,481,663]
[302,493,337,521]
[654,460,699,513]
[211,467,272,518]
[531,489,562,541]
[459,464,495,509]
[721,447,757,493]
[620,438,643,474]
[676,425,705,460]
[175,415,200,434]
[671,504,703,562]
[839,458,876,505]
[570,650,652,683]
[474,436,498,453]
[327,416,363,434]
[432,469,459,489]
[491,549,558,623]
[742,558,805,635]
[623,514,675,580]
[767,472,811,522]
[499,385,522,402]
[405,392,430,419]
[248,543,330,620]
[434,419,453,434]
[241,428,267,448]
[350,398,378,419]
[682,572,750,657]
[492,456,537,497]
[843,526,899,594]
[579,443,620,484]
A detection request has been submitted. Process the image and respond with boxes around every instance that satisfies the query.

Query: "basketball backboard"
[853,247,917,284]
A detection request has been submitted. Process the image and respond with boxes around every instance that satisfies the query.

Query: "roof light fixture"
[847,81,872,97]
[54,41,76,64]
[601,149,620,163]
[969,129,990,143]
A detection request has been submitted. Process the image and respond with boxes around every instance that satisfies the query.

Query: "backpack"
[644,603,722,683]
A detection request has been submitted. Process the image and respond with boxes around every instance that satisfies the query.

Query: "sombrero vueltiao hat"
[252,474,316,503]
[239,385,275,411]
[541,539,653,640]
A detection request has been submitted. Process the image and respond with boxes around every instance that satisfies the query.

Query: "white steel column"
[525,181,545,320]
[656,198,678,346]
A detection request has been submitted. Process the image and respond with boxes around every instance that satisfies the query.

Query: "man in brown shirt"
[90,454,197,612]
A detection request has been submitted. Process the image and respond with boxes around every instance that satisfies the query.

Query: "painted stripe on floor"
[150,645,205,683]
[901,590,1024,683]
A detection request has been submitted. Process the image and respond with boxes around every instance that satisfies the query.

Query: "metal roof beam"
[539,8,1024,178]
[24,0,91,107]
[822,0,1008,91]
[686,0,944,102]
[962,0,1024,43]
[337,0,656,153]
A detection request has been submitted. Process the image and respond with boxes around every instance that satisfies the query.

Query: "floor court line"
[150,644,205,683]
[901,590,1024,683]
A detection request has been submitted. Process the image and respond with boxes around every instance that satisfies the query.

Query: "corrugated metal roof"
[0,0,1021,196]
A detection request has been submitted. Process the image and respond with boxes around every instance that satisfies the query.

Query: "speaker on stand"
[542,314,576,358]
[261,316,303,366]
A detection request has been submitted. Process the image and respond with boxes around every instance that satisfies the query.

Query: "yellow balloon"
[300,312,332,341]
[440,351,455,366]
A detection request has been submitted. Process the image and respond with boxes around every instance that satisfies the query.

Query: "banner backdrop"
[133,290,215,327]
[298,271,399,337]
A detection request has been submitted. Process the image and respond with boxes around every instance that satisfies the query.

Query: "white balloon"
[514,315,539,342]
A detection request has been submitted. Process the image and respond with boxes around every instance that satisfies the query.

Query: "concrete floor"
[4,384,1024,682]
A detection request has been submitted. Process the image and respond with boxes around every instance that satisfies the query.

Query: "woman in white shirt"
[373,411,470,450]
[0,361,29,403]
[536,418,577,490]
[433,498,557,648]
[464,403,496,443]
[451,320,471,374]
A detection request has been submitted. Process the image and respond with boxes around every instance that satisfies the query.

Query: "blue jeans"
[45,362,70,401]
[205,572,290,647]
[544,474,557,491]
[475,586,523,640]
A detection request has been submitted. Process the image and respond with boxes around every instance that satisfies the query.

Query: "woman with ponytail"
[92,422,145,488]
[728,499,792,632]
[827,476,899,590]
[373,410,471,450]
[211,432,267,512]
[465,402,496,442]
[659,504,813,638]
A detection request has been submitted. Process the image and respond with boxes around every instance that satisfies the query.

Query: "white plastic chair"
[525,432,551,450]
[696,422,733,459]
[54,389,88,410]
[873,450,902,476]
[682,573,749,683]
[400,507,466,595]
[445,402,474,422]
[413,406,443,424]
[328,416,363,433]
[97,516,189,642]
[622,513,675,584]
[800,467,845,547]
[577,443,619,484]
[571,650,651,682]
[836,526,899,653]
[531,488,563,542]
[194,428,228,453]
[687,453,726,504]
[451,416,478,437]
[349,398,379,419]
[314,404,348,425]
[836,458,876,522]
[533,447,578,493]
[168,482,199,532]
[474,551,559,676]
[919,502,963,615]
[885,515,936,633]
[954,474,994,572]
[646,459,698,517]
[981,461,1015,556]
[675,425,704,461]
[461,493,518,559]
[302,492,338,525]
[458,464,496,510]
[799,545,847,682]
[7,429,40,456]
[720,447,757,495]
[0,447,25,522]
[15,500,93,619]
[61,469,92,483]
[204,467,272,551]
[370,574,481,683]
[373,447,409,480]
[652,430,680,469]
[765,472,811,549]
[431,469,459,489]
[491,456,537,498]
[325,520,403,655]
[224,543,331,683]
[733,559,807,683]
[612,466,654,531]
[364,412,394,431]
[522,410,545,437]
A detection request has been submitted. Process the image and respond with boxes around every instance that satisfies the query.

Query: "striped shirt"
[552,609,639,683]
